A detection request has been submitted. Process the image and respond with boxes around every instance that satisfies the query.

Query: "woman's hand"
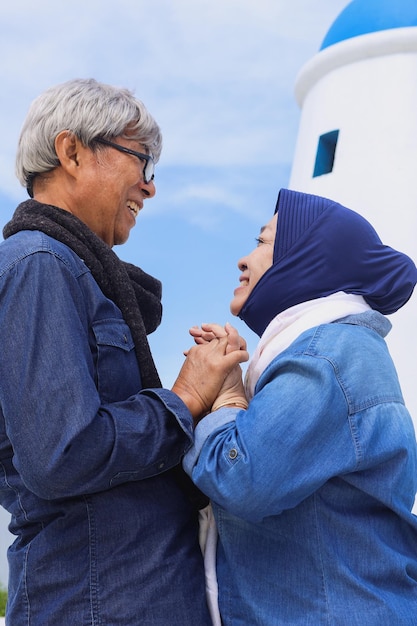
[190,322,246,354]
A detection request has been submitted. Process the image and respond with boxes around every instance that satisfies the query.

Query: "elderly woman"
[186,189,417,625]
[0,78,247,625]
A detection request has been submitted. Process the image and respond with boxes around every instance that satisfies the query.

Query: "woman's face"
[230,213,277,316]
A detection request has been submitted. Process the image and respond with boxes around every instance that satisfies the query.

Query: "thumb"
[223,347,249,368]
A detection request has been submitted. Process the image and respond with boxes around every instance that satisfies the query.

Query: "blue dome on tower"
[320,0,417,50]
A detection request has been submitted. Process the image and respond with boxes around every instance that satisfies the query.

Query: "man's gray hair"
[16,78,162,192]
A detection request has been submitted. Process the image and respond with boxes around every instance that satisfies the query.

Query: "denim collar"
[336,310,392,338]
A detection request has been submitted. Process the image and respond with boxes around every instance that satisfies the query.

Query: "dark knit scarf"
[3,199,208,509]
[3,199,162,388]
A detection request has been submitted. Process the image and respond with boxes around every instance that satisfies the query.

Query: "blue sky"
[0,0,349,586]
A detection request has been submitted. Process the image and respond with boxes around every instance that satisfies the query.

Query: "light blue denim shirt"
[0,230,211,625]
[184,312,417,625]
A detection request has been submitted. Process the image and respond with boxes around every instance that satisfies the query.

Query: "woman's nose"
[238,258,248,271]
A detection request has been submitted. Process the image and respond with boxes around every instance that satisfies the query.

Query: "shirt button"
[229,448,238,460]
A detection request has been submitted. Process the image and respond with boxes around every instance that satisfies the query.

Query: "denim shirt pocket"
[92,318,140,403]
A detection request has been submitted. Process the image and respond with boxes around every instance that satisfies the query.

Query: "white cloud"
[0,0,348,199]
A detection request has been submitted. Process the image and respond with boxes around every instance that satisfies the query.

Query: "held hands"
[195,323,249,413]
[172,323,249,424]
[189,322,247,354]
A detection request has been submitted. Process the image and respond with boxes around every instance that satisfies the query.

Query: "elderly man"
[0,78,247,625]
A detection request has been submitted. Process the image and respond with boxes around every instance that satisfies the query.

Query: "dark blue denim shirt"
[0,230,210,625]
[185,312,417,625]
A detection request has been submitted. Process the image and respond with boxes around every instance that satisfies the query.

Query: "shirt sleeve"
[185,352,358,523]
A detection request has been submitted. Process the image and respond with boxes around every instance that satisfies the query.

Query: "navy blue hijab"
[239,189,417,337]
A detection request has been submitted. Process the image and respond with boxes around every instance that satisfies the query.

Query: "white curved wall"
[289,27,417,425]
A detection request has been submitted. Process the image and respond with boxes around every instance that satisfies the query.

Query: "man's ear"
[54,131,81,175]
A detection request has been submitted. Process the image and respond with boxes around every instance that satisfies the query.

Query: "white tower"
[289,0,417,423]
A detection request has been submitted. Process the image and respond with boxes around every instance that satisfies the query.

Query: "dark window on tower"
[313,130,339,177]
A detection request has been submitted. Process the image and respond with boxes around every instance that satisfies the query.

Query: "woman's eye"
[255,237,265,246]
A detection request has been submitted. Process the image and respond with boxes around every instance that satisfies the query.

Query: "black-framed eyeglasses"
[95,137,155,183]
